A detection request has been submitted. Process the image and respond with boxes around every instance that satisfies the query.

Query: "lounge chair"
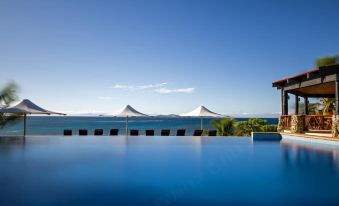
[161,129,170,136]
[110,129,119,136]
[94,129,103,136]
[193,130,203,136]
[79,129,88,136]
[208,130,217,136]
[130,129,139,136]
[176,129,186,136]
[146,130,154,136]
[63,129,72,136]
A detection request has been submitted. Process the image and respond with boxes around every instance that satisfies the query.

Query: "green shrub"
[234,118,269,137]
[261,124,277,132]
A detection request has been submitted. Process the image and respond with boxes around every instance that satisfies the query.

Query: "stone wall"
[290,115,304,134]
[277,116,283,132]
[332,115,339,137]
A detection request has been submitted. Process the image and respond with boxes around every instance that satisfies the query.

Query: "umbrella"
[0,99,65,138]
[180,105,222,130]
[112,105,147,136]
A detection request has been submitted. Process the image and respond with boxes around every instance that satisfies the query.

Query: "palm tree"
[212,118,236,136]
[320,98,335,115]
[0,82,20,128]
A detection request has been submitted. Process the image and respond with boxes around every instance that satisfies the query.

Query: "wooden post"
[283,90,288,115]
[281,89,284,115]
[336,80,339,115]
[304,97,309,115]
[23,114,27,138]
[295,95,299,115]
[126,116,129,136]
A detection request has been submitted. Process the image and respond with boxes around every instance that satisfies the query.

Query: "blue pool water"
[0,136,339,205]
[0,116,278,136]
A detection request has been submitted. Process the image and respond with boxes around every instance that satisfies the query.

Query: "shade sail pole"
[200,118,203,130]
[23,114,27,138]
[126,116,128,136]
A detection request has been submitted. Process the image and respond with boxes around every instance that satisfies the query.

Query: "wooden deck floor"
[281,131,339,142]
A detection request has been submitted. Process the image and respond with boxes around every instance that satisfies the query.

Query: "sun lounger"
[130,129,139,136]
[94,129,103,136]
[176,129,186,136]
[110,129,119,136]
[208,130,217,136]
[79,129,88,136]
[146,130,154,136]
[193,130,203,136]
[63,129,72,136]
[161,129,170,136]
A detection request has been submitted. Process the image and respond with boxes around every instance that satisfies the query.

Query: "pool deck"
[280,132,339,145]
[252,131,339,146]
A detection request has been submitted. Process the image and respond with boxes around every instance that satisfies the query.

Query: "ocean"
[0,116,278,136]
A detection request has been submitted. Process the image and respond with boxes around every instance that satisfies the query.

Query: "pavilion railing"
[280,115,332,131]
[304,115,332,131]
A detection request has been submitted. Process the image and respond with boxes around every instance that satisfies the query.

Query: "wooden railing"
[280,115,332,131]
[304,115,332,131]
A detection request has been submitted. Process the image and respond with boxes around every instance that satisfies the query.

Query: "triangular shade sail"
[112,105,147,117]
[180,105,221,117]
[0,99,65,115]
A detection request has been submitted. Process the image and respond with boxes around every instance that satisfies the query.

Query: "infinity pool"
[1,136,339,205]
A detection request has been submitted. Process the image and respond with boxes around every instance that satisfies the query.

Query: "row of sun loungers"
[63,129,217,136]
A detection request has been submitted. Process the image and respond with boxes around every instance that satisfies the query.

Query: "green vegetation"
[212,118,277,137]
[235,118,273,136]
[320,98,335,115]
[0,82,21,128]
[316,55,339,67]
[298,98,335,115]
[212,118,236,136]
[261,124,278,132]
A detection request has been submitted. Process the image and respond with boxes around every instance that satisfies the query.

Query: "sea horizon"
[0,116,278,136]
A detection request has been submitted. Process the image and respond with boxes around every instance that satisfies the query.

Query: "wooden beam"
[282,74,336,91]
[287,90,335,98]
[283,90,288,115]
[295,95,299,115]
[281,89,284,114]
[304,97,309,115]
[336,79,339,115]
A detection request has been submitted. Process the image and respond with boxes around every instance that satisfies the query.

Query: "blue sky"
[1,0,339,116]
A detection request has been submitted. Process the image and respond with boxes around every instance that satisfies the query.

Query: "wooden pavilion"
[272,64,339,138]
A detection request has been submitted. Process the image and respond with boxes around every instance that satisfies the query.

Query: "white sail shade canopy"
[0,99,65,138]
[0,99,65,115]
[112,105,147,136]
[180,105,221,117]
[112,105,147,117]
[180,106,222,131]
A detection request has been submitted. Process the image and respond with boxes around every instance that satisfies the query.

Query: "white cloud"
[98,96,113,100]
[155,87,195,94]
[112,84,132,89]
[111,82,194,94]
[112,82,168,90]
[138,82,167,89]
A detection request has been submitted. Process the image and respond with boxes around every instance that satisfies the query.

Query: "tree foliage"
[0,82,21,128]
[234,118,268,136]
[212,118,236,136]
[212,118,277,137]
[320,98,335,115]
[316,55,338,67]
